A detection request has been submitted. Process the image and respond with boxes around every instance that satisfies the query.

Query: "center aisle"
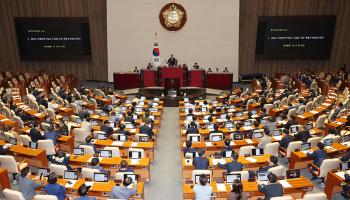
[145,107,182,200]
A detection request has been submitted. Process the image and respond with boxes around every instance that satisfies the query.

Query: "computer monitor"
[323,138,333,146]
[275,116,282,122]
[244,121,252,127]
[149,115,155,120]
[76,118,82,124]
[286,169,300,179]
[186,115,193,121]
[116,113,123,119]
[73,148,84,155]
[194,174,210,184]
[221,114,227,119]
[189,135,200,142]
[29,141,38,149]
[129,151,142,159]
[306,123,313,130]
[93,172,109,182]
[201,107,207,112]
[211,135,223,142]
[109,121,115,128]
[290,126,298,133]
[124,174,138,183]
[223,150,233,158]
[91,120,98,126]
[301,143,311,151]
[64,170,78,180]
[257,172,269,182]
[132,114,138,120]
[236,112,242,117]
[203,115,210,120]
[100,112,107,117]
[233,134,243,140]
[139,136,150,142]
[117,135,127,141]
[260,119,267,124]
[88,110,94,114]
[37,168,50,177]
[273,129,281,136]
[207,124,214,130]
[251,110,257,115]
[9,137,17,145]
[340,162,350,171]
[125,123,133,129]
[99,150,112,158]
[252,148,264,156]
[135,107,142,112]
[253,130,264,139]
[97,133,107,140]
[344,135,350,142]
[226,173,241,183]
[226,123,233,129]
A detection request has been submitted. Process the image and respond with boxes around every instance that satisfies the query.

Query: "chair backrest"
[297,105,305,115]
[34,195,58,200]
[268,166,284,177]
[191,170,211,184]
[264,142,280,157]
[305,102,313,112]
[14,116,24,128]
[239,145,255,156]
[79,145,95,155]
[70,103,79,114]
[3,188,25,200]
[81,168,100,180]
[38,140,56,155]
[302,192,327,200]
[263,104,273,115]
[286,141,302,158]
[4,131,15,141]
[319,158,340,178]
[307,137,321,148]
[0,155,19,173]
[46,109,55,120]
[287,108,297,120]
[19,134,32,147]
[49,163,67,177]
[316,115,327,129]
[103,146,121,157]
[74,128,91,143]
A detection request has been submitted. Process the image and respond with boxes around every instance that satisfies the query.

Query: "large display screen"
[14,17,92,61]
[255,16,336,59]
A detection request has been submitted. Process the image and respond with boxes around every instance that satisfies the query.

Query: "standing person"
[193,174,212,200]
[167,54,177,67]
[17,167,43,200]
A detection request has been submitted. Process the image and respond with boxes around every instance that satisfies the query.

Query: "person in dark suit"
[193,63,200,69]
[217,152,243,173]
[186,121,199,134]
[222,138,233,152]
[89,158,108,173]
[45,173,67,200]
[139,122,154,139]
[258,173,283,200]
[117,124,129,136]
[279,128,294,149]
[79,107,90,120]
[29,123,44,143]
[83,135,98,154]
[209,124,223,134]
[119,160,134,173]
[74,184,96,200]
[100,120,113,137]
[56,119,69,136]
[183,140,197,157]
[193,149,209,170]
[294,124,311,144]
[167,54,177,67]
[17,167,43,200]
[259,156,279,172]
[49,151,72,170]
[44,126,61,145]
[124,111,136,125]
[307,142,328,180]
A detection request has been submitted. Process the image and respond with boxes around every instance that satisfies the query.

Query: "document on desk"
[205,142,213,147]
[182,130,186,134]
[342,141,350,147]
[310,110,318,114]
[273,136,282,141]
[323,103,331,106]
[34,113,42,117]
[130,159,140,165]
[245,139,254,144]
[216,119,223,123]
[130,129,136,133]
[65,180,77,188]
[246,157,257,163]
[203,120,209,123]
[212,159,226,165]
[131,142,138,147]
[325,146,336,151]
[84,181,93,187]
[230,141,236,146]
[278,180,292,188]
[216,183,227,192]
[111,141,124,146]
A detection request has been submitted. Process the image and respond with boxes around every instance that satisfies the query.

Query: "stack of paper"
[278,180,292,188]
[310,111,318,114]
[111,141,124,146]
[205,142,213,147]
[85,181,93,187]
[245,139,254,144]
[65,180,77,188]
[230,141,236,146]
[212,159,226,165]
[216,183,227,192]
[246,157,257,163]
[131,142,138,147]
[130,159,140,165]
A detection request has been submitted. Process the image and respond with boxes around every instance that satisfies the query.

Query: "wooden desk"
[0,168,11,189]
[289,143,349,169]
[0,115,17,127]
[324,171,345,200]
[10,145,48,167]
[183,177,313,199]
[58,135,74,153]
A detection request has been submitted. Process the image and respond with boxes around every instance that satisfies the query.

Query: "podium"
[206,73,233,90]
[188,70,205,87]
[113,72,140,90]
[141,69,158,87]
[161,67,185,87]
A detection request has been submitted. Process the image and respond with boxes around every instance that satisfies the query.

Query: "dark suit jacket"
[307,149,328,167]
[124,116,135,125]
[139,125,154,138]
[101,125,113,137]
[183,147,196,157]
[193,157,209,169]
[186,127,199,134]
[341,152,350,162]
[29,128,44,142]
[258,183,283,200]
[259,164,278,172]
[279,135,294,149]
[45,183,67,200]
[218,160,243,173]
[294,130,311,144]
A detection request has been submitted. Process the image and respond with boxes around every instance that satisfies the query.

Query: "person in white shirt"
[258,126,273,149]
[81,117,92,131]
[193,174,212,200]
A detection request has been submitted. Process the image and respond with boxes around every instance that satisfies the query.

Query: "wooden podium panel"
[113,72,141,90]
[161,67,185,87]
[142,69,158,87]
[188,70,204,87]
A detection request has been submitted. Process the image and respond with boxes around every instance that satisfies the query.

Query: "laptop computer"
[117,135,127,141]
[139,136,150,142]
[252,148,264,156]
[9,137,17,145]
[93,172,109,182]
[124,173,138,183]
[226,173,241,183]
[323,138,333,146]
[257,172,269,185]
[253,130,264,139]
[301,143,311,151]
[211,135,223,142]
[37,168,50,177]
[189,135,200,142]
[233,134,244,140]
[223,150,233,158]
[73,148,84,155]
[64,170,78,180]
[99,150,112,158]
[29,141,38,149]
[129,151,142,159]
[273,129,281,136]
[286,169,301,179]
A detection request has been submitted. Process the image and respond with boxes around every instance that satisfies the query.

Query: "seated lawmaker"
[117,124,129,136]
[44,126,61,145]
[307,142,328,180]
[100,120,113,137]
[139,121,154,139]
[186,121,199,134]
[183,140,197,157]
[279,128,294,149]
[257,126,272,149]
[217,152,243,173]
[75,184,96,200]
[210,124,223,134]
[79,107,90,120]
[56,119,69,136]
[110,177,137,199]
[222,138,233,152]
[29,123,44,143]
[49,151,71,170]
[294,124,311,144]
[83,135,98,154]
[259,156,279,172]
[45,173,67,200]
[258,173,283,200]
[124,111,136,125]
[89,158,107,173]
[17,167,43,200]
[119,160,134,173]
[193,149,209,170]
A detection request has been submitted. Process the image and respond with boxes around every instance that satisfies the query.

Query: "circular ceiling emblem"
[159,3,187,31]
